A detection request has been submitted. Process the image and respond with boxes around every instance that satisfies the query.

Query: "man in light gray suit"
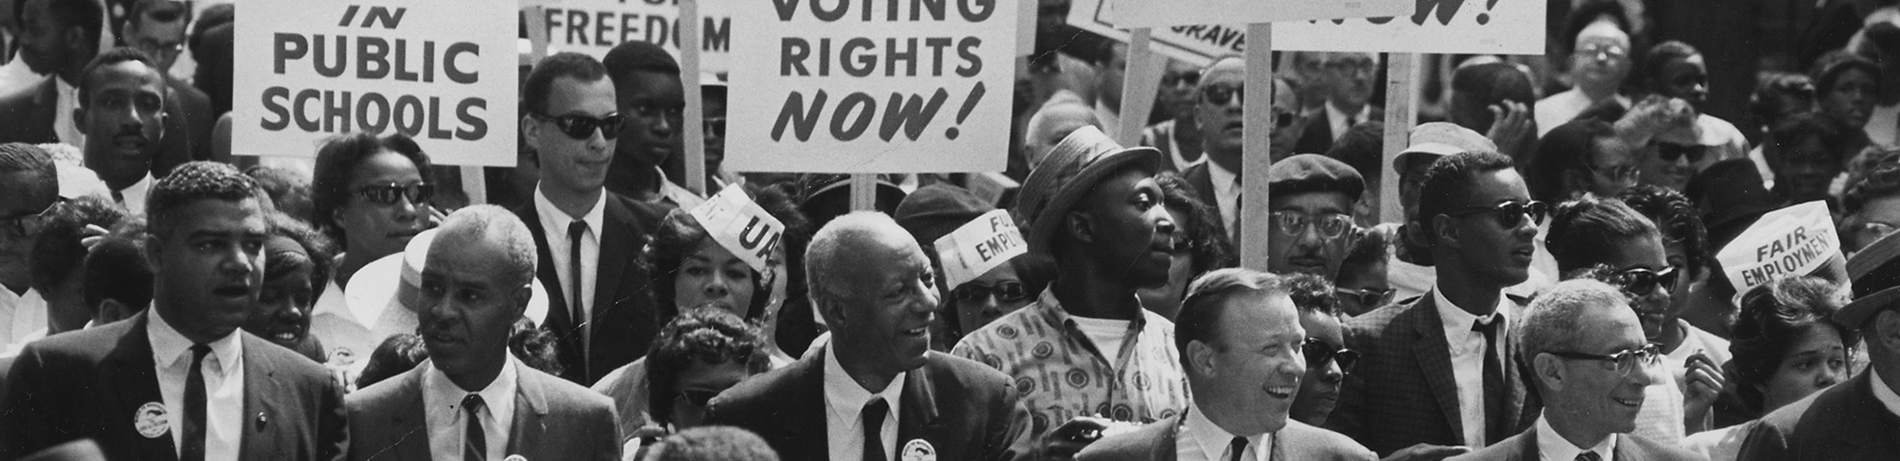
[344,205,618,461]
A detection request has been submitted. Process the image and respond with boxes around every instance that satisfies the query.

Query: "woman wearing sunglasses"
[1680,276,1854,461]
[1284,274,1359,427]
[308,133,439,360]
[1548,196,1727,443]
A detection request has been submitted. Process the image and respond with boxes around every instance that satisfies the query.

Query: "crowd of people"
[4,0,1900,460]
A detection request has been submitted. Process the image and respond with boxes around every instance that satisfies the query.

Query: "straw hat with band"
[1843,230,1900,328]
[1013,126,1162,258]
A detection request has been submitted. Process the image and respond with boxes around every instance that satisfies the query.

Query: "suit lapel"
[1154,414,1182,461]
[389,368,432,461]
[1408,295,1467,444]
[1837,372,1900,460]
[239,334,279,460]
[506,370,550,457]
[895,356,942,455]
[793,347,832,458]
[592,198,633,320]
[516,201,586,382]
[107,312,180,461]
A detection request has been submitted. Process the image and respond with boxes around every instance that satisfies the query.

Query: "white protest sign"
[689,184,785,272]
[1273,0,1547,54]
[1717,201,1840,297]
[725,0,1016,173]
[1066,0,1245,66]
[934,209,1027,289]
[1101,0,1408,28]
[235,0,519,166]
[531,0,733,74]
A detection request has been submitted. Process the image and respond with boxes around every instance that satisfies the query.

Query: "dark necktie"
[111,189,125,205]
[182,344,210,461]
[566,221,587,332]
[463,394,486,461]
[1227,436,1249,461]
[1575,451,1601,461]
[1473,316,1506,445]
[862,398,889,461]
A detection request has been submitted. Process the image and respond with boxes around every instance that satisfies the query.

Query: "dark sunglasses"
[1302,338,1360,374]
[676,388,721,407]
[1609,266,1679,297]
[533,112,625,140]
[354,183,435,206]
[1656,143,1708,164]
[1444,200,1549,229]
[1161,72,1201,88]
[1202,85,1242,106]
[1334,287,1396,307]
[0,198,62,237]
[951,281,1030,303]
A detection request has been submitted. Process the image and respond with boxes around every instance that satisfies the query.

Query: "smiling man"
[1448,279,1699,461]
[75,47,165,214]
[513,52,669,385]
[345,205,619,461]
[704,212,1033,461]
[1,161,348,461]
[1078,269,1374,461]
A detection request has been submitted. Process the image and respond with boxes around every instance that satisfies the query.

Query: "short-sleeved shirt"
[951,287,1191,437]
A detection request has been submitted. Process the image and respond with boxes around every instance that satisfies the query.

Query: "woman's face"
[674,238,757,318]
[1777,136,1842,203]
[669,360,753,429]
[1661,239,1697,327]
[1822,68,1878,128]
[1291,310,1347,426]
[1657,54,1710,108]
[954,263,1032,335]
[1586,136,1640,198]
[1760,325,1849,412]
[336,150,428,260]
[1599,233,1674,340]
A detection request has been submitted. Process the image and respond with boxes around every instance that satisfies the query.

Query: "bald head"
[1026,98,1101,170]
[430,205,537,288]
[806,212,920,301]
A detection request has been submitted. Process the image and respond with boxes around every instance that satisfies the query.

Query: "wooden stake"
[1379,53,1422,224]
[1239,23,1274,271]
[850,174,877,211]
[460,166,486,205]
[524,6,549,61]
[680,0,707,195]
[1116,28,1165,146]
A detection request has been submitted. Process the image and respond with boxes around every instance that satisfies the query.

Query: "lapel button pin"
[256,412,268,429]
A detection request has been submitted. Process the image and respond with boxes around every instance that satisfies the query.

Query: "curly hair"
[309,132,432,247]
[1154,172,1237,276]
[266,213,337,302]
[1728,276,1856,414]
[1618,185,1709,278]
[147,161,264,239]
[1284,273,1338,316]
[30,196,127,294]
[1546,196,1659,275]
[1414,151,1516,244]
[646,309,768,427]
[645,186,809,324]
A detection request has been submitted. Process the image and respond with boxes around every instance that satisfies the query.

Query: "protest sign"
[690,185,786,272]
[234,0,519,166]
[532,0,733,74]
[1100,0,1408,28]
[1066,0,1244,66]
[934,209,1027,288]
[725,0,1017,173]
[1717,201,1841,298]
[1272,0,1546,54]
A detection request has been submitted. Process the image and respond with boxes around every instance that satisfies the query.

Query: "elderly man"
[954,126,1187,460]
[1182,57,1311,242]
[1448,279,1700,461]
[1736,231,1900,460]
[1331,152,1541,458]
[1024,91,1101,171]
[1,161,348,461]
[1077,269,1374,461]
[1295,52,1383,155]
[0,143,60,352]
[1264,154,1364,280]
[704,212,1033,461]
[345,205,619,461]
[1537,3,1635,135]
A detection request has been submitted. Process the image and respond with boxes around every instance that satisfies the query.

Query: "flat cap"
[1268,154,1365,200]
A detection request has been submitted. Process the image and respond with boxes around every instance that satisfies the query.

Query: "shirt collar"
[1432,286,1508,332]
[120,173,153,207]
[1868,366,1900,418]
[823,344,906,420]
[1030,284,1151,332]
[532,185,606,236]
[657,166,707,209]
[146,308,243,375]
[1325,102,1369,128]
[1183,402,1269,461]
[422,355,519,415]
[1534,414,1615,461]
[1207,160,1240,196]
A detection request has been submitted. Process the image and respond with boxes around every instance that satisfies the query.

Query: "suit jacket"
[1075,412,1375,461]
[702,347,1033,461]
[0,76,59,144]
[1735,370,1900,461]
[1326,294,1539,456]
[1180,162,1224,231]
[1444,427,1705,461]
[1291,106,1384,156]
[512,192,669,384]
[0,75,216,179]
[343,360,620,461]
[0,311,348,461]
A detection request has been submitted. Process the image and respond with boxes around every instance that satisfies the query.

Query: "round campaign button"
[135,402,169,438]
[901,438,936,461]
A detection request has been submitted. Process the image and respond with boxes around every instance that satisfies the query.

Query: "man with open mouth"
[74,47,167,215]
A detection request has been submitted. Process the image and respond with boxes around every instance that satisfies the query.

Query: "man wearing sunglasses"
[1182,56,1244,241]
[602,41,701,208]
[0,143,61,354]
[1077,269,1374,461]
[1332,152,1540,458]
[1263,154,1363,280]
[344,206,620,461]
[1138,58,1206,173]
[514,52,670,385]
[1454,279,1699,461]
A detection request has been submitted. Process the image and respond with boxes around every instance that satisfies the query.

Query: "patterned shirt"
[951,287,1190,438]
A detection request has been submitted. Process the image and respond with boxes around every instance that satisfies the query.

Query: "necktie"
[1473,316,1506,445]
[1231,184,1243,243]
[182,344,210,461]
[862,398,889,461]
[566,221,587,331]
[1227,436,1249,461]
[111,189,125,205]
[463,394,486,461]
[1575,451,1602,461]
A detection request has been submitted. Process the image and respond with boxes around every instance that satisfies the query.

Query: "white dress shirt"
[824,346,905,461]
[53,77,84,148]
[53,161,110,200]
[422,357,518,461]
[148,308,244,461]
[0,288,46,353]
[1534,88,1630,137]
[1534,414,1616,461]
[1177,403,1270,461]
[1325,102,1371,143]
[0,58,40,91]
[1867,103,1900,146]
[533,186,605,345]
[113,174,153,216]
[1431,287,1511,448]
[1207,160,1241,239]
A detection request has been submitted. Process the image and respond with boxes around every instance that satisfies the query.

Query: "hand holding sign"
[934,210,1027,289]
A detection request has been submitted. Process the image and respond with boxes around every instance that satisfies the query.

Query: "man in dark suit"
[705,212,1033,461]
[0,161,348,461]
[1735,231,1900,460]
[1292,52,1383,156]
[1181,57,1242,241]
[346,205,620,461]
[1448,279,1700,461]
[1076,269,1374,461]
[120,0,215,177]
[0,0,104,145]
[1329,152,1540,458]
[513,52,668,385]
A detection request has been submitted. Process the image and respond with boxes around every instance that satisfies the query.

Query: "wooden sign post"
[1238,23,1275,270]
[1115,28,1167,146]
[1379,53,1422,224]
[679,0,707,196]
